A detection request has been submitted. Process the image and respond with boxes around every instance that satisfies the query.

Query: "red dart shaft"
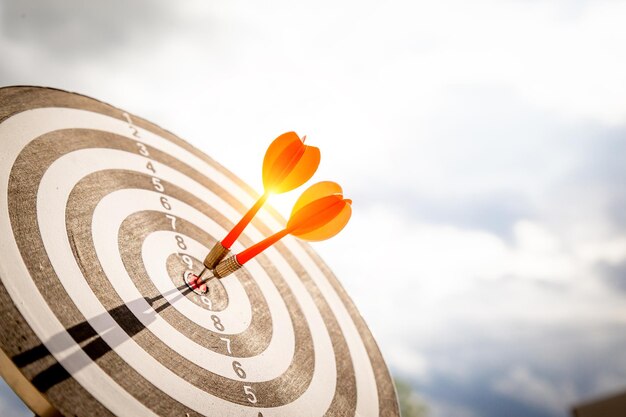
[221,192,269,248]
[236,228,290,265]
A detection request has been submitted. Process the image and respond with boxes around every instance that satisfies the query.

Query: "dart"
[188,131,320,291]
[212,181,352,279]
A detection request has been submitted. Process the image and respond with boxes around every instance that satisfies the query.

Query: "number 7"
[165,214,176,230]
[220,337,232,355]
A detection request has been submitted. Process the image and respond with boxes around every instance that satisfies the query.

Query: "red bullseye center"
[185,272,207,294]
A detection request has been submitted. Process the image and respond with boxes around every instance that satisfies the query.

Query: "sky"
[1,1,626,416]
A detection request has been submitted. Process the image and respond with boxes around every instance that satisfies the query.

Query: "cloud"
[493,367,578,414]
[385,344,429,381]
[0,0,187,59]
[595,260,626,294]
[318,198,626,416]
[405,319,626,417]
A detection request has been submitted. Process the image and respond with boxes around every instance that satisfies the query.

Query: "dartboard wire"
[0,103,386,412]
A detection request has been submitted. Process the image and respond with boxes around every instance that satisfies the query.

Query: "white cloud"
[493,366,578,414]
[385,343,429,381]
[429,402,480,417]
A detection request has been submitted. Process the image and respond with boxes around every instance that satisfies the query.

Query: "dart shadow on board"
[11,282,200,393]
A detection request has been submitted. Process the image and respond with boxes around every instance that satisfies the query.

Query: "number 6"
[232,361,246,379]
[160,196,171,210]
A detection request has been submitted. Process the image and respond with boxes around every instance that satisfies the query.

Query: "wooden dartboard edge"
[0,347,61,417]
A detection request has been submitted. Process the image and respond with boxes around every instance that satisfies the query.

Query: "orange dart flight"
[213,181,352,279]
[223,132,320,244]
[203,131,320,268]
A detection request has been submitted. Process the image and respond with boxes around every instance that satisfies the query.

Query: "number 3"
[136,142,149,156]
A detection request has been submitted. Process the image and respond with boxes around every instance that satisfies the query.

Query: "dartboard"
[0,86,399,417]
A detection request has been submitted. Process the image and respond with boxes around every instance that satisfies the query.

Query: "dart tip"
[184,272,209,294]
[198,268,213,283]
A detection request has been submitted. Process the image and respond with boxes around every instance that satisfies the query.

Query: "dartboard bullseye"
[0,86,400,417]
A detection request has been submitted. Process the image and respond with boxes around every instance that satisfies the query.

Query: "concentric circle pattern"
[0,87,399,417]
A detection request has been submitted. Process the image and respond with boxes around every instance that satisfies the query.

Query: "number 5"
[152,177,164,192]
[244,385,257,403]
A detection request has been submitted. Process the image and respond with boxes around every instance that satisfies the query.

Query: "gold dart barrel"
[214,255,242,278]
[203,241,230,270]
